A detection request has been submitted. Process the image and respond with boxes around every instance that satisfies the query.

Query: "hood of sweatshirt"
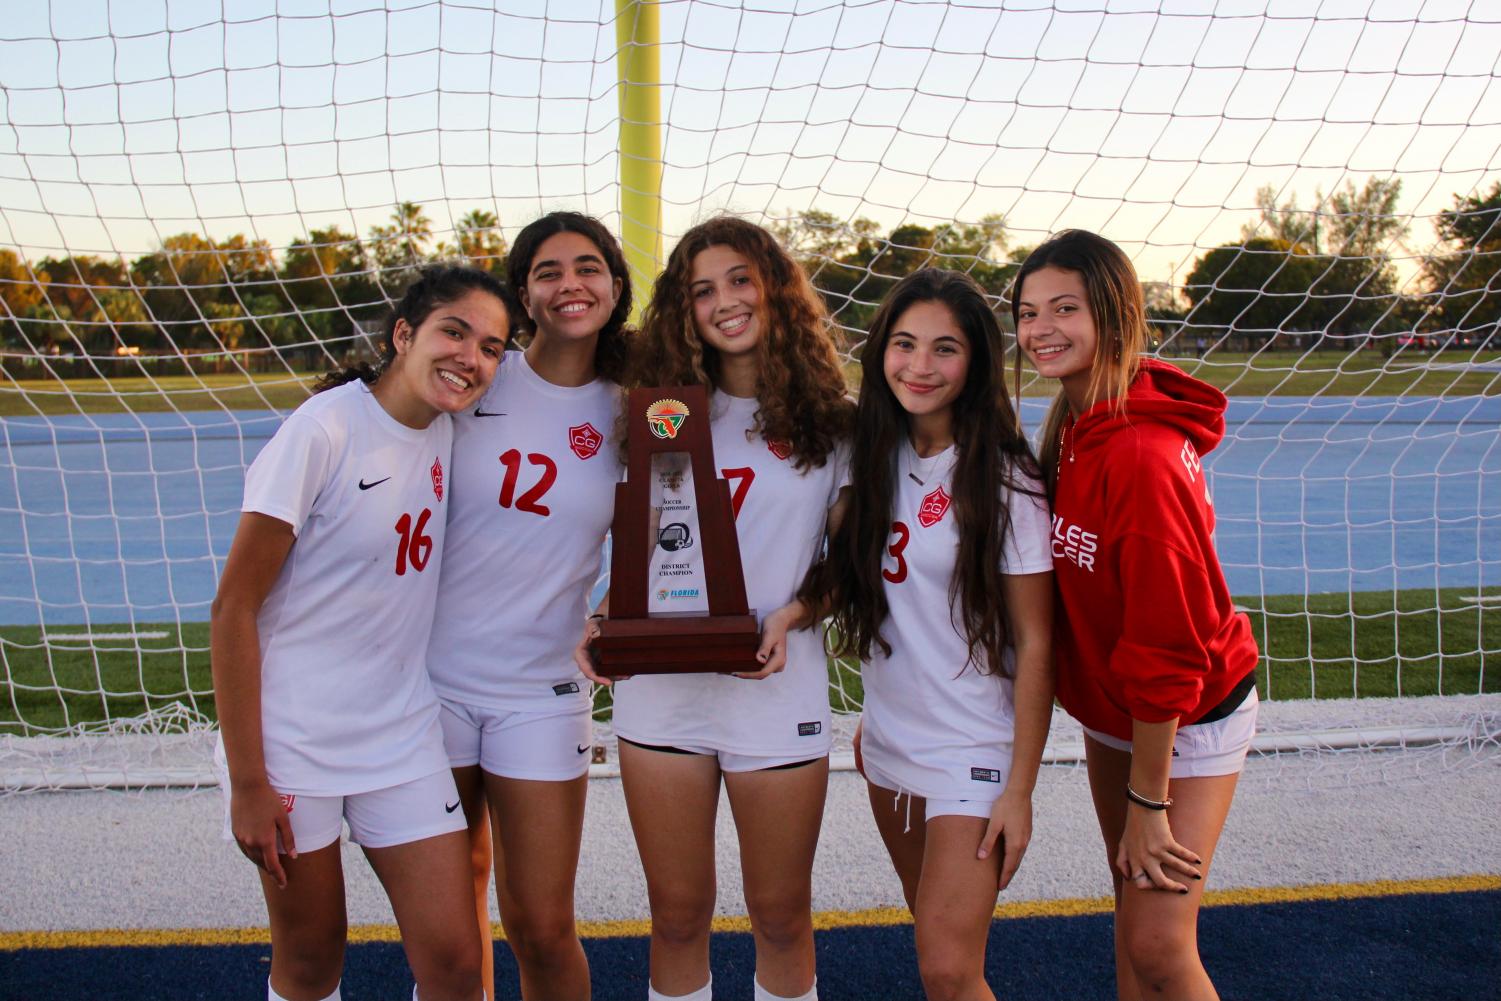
[1071,358,1226,458]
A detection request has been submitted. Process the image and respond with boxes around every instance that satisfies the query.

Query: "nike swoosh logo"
[358,477,391,490]
[474,409,506,418]
[444,801,461,813]
[576,744,590,755]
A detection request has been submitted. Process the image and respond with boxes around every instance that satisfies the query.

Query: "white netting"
[1,2,1497,790]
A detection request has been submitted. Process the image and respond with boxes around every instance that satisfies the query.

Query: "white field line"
[7,723,1492,791]
[1457,595,1501,606]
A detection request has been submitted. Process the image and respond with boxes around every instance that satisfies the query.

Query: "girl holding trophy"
[582,216,854,1001]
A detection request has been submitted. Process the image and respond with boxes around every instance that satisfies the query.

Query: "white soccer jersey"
[219,381,455,797]
[860,442,1053,801]
[612,391,850,757]
[426,352,620,713]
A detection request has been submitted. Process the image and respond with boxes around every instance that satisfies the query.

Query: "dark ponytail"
[315,264,520,393]
[506,212,634,382]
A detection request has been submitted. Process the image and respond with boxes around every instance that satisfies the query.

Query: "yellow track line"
[5,874,1498,952]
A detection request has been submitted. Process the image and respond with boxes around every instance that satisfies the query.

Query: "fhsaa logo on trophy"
[646,398,689,440]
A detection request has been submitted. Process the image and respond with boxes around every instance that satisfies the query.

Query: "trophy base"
[592,612,762,677]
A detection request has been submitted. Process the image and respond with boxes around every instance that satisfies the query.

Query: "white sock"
[754,975,818,1001]
[647,975,713,1001]
[268,980,340,1001]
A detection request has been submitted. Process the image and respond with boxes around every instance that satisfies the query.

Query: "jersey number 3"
[394,508,434,576]
[499,449,557,517]
[882,521,910,584]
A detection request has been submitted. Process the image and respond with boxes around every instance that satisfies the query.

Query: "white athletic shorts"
[1082,687,1259,778]
[862,749,1015,823]
[618,736,824,774]
[217,766,467,853]
[438,700,593,781]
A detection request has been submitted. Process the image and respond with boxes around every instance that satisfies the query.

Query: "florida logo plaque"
[645,398,689,440]
[589,384,760,677]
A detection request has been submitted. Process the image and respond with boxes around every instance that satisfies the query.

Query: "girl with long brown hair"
[1016,229,1259,1001]
[577,215,853,1001]
[801,268,1055,1000]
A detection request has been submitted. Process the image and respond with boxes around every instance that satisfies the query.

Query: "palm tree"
[391,201,433,262]
[456,208,507,269]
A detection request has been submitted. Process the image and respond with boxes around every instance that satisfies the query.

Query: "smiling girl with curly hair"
[581,215,853,1001]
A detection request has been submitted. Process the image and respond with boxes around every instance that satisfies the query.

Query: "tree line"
[775,178,1501,352]
[2,180,1498,372]
[0,203,507,370]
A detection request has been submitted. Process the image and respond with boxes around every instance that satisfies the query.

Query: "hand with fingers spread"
[1116,800,1202,894]
[230,778,296,889]
[977,786,1033,891]
[733,599,803,680]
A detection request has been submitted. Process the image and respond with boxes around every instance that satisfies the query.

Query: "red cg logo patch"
[569,422,603,460]
[767,438,792,461]
[431,457,444,501]
[279,793,295,814]
[918,485,951,528]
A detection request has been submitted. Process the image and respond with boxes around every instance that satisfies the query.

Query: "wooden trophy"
[591,384,761,676]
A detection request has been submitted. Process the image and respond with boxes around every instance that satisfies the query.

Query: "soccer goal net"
[1,2,1497,790]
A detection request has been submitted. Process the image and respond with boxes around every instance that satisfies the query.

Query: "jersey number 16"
[393,508,434,576]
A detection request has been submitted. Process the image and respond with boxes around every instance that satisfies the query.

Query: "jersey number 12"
[499,449,557,517]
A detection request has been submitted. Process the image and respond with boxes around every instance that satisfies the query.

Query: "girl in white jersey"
[801,269,1055,1001]
[427,212,632,1001]
[577,216,854,1001]
[212,266,514,1001]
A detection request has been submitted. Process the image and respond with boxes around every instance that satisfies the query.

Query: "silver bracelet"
[1125,784,1172,810]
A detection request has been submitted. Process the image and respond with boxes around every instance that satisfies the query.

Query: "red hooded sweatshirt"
[1051,358,1258,741]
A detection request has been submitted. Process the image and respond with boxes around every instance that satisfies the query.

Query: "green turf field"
[3,350,1499,419]
[0,372,320,417]
[1,587,1495,735]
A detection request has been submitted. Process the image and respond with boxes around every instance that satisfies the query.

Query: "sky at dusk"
[1,0,1497,287]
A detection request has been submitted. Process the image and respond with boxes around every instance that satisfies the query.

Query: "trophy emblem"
[590,385,761,676]
[645,398,689,440]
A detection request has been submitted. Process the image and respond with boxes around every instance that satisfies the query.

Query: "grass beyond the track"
[1,587,1496,734]
[0,371,320,417]
[2,349,1499,418]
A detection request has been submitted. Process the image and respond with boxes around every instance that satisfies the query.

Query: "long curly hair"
[506,211,634,382]
[801,268,1041,676]
[619,216,852,468]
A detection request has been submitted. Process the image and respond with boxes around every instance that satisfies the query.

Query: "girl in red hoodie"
[1015,230,1259,1001]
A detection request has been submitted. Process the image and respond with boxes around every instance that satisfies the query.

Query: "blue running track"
[1,396,1497,627]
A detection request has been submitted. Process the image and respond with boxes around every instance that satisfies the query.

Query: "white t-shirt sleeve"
[1001,465,1053,575]
[242,412,335,536]
[825,439,853,509]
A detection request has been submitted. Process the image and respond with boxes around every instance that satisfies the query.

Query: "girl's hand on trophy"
[575,614,622,686]
[735,603,796,680]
